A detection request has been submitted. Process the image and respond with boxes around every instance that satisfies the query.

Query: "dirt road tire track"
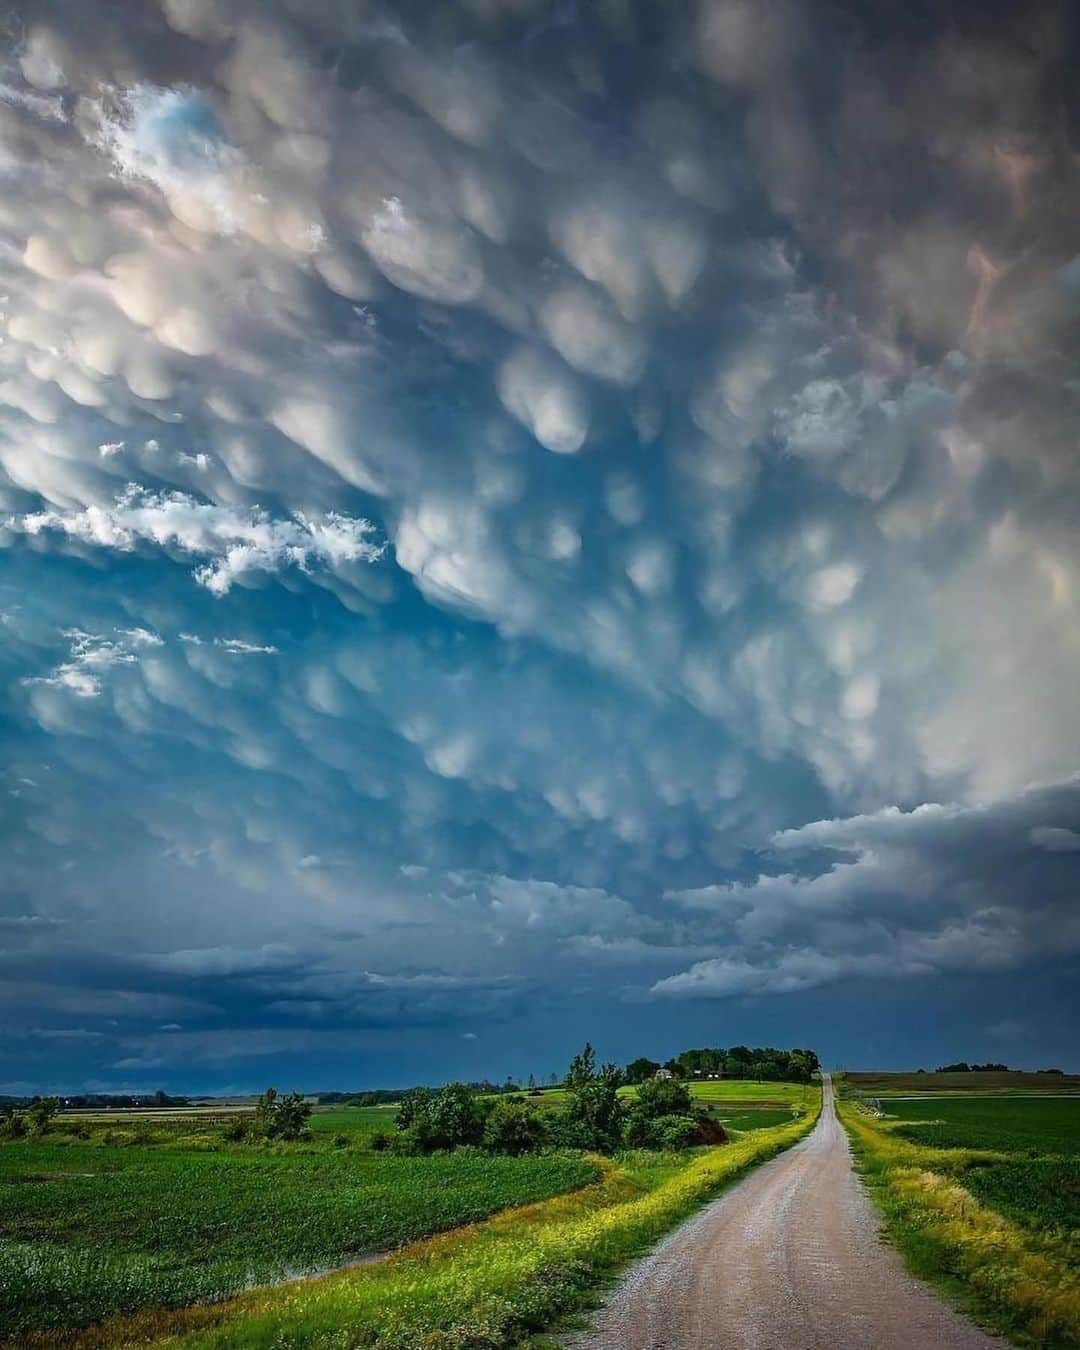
[566,1074,1001,1349]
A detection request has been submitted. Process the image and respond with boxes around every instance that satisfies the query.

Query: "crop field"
[883,1095,1080,1155]
[31,1102,819,1349]
[518,1078,810,1109]
[0,1136,596,1339]
[0,1081,819,1345]
[845,1069,1080,1094]
[706,1107,801,1132]
[881,1095,1080,1240]
[308,1105,398,1141]
[840,1082,1080,1344]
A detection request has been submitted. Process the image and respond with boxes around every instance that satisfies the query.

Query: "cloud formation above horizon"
[1,0,1078,1090]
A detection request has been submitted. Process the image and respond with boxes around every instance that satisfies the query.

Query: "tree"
[395,1083,485,1152]
[553,1047,625,1152]
[254,1087,312,1141]
[635,1076,693,1117]
[565,1043,597,1090]
[27,1097,58,1136]
[624,1057,661,1085]
[624,1076,697,1148]
[483,1097,548,1155]
[0,1107,27,1140]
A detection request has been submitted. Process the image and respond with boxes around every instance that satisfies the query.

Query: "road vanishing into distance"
[568,1074,1000,1350]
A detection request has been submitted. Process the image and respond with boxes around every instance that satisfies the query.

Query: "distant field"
[689,1080,812,1105]
[883,1095,1080,1154]
[308,1105,397,1140]
[845,1069,1080,1094]
[0,1140,596,1338]
[521,1079,810,1106]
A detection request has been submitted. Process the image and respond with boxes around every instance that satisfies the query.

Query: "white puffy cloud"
[23,627,148,699]
[8,486,383,595]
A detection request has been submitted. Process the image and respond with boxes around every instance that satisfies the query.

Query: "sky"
[1,0,1078,1095]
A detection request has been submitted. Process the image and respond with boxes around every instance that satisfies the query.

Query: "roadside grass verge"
[839,1098,1080,1348]
[53,1099,818,1349]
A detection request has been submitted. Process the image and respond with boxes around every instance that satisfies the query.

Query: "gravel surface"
[566,1075,1001,1349]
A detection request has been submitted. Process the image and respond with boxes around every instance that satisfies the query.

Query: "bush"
[635,1077,694,1118]
[624,1075,698,1148]
[221,1116,251,1143]
[394,1083,485,1153]
[369,1129,392,1152]
[550,1061,625,1153]
[254,1088,312,1142]
[332,1133,349,1149]
[693,1115,729,1145]
[27,1097,58,1137]
[99,1129,138,1147]
[0,1110,27,1140]
[483,1098,548,1155]
[653,1114,702,1150]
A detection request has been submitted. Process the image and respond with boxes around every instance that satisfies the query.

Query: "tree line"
[380,1044,728,1156]
[319,1044,820,1109]
[624,1045,819,1084]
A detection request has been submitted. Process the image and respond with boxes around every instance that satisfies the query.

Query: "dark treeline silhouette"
[627,1046,819,1084]
[936,1061,1010,1073]
[1,1090,191,1111]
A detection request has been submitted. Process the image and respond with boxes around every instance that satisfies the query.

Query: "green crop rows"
[0,1139,596,1337]
[885,1095,1080,1156]
[883,1095,1080,1238]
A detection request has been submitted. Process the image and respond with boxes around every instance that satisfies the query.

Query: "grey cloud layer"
[0,0,1078,1082]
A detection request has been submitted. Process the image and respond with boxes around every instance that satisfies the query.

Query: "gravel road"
[566,1074,1000,1349]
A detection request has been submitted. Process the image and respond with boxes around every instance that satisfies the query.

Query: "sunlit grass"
[838,1094,1080,1347]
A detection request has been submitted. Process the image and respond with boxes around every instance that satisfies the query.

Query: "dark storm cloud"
[0,0,1077,1086]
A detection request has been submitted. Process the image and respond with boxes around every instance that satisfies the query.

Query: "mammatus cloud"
[0,0,1077,1086]
[8,487,384,595]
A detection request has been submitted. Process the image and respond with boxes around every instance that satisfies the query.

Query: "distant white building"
[654,1067,675,1080]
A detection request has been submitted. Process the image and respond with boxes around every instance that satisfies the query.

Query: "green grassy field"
[52,1101,820,1349]
[0,1139,596,1338]
[0,1081,818,1345]
[883,1095,1080,1155]
[881,1094,1080,1243]
[307,1105,398,1141]
[839,1082,1080,1345]
[304,1081,807,1143]
[845,1070,1080,1094]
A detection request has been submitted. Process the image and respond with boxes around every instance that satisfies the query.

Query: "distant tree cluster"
[0,1090,190,1111]
[628,1045,819,1084]
[249,1088,313,1141]
[936,1062,1010,1073]
[317,1080,528,1107]
[385,1043,745,1157]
